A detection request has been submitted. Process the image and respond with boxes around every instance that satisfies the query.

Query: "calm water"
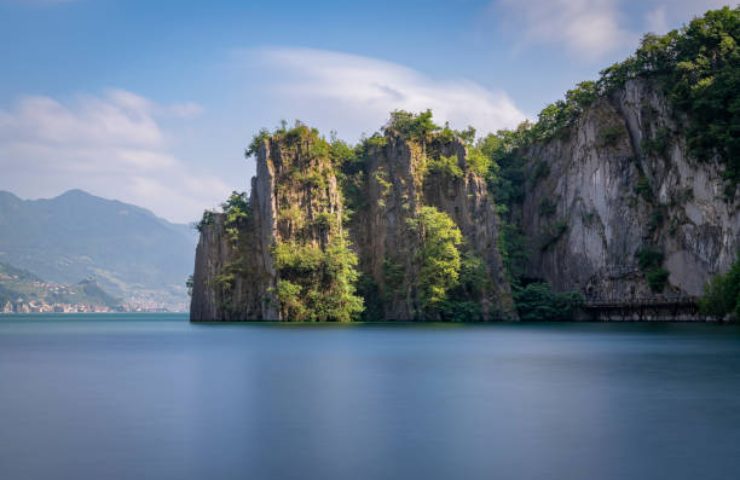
[1,315,740,480]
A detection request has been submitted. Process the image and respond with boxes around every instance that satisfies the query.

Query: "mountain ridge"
[0,189,197,311]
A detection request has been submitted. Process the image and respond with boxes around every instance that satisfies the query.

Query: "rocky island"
[191,7,739,322]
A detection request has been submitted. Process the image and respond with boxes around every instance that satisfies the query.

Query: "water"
[1,314,740,480]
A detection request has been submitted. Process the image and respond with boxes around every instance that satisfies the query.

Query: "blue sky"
[0,0,731,221]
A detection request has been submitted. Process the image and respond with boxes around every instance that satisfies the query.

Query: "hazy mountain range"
[0,189,197,311]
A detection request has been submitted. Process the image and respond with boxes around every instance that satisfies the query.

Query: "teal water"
[1,314,740,480]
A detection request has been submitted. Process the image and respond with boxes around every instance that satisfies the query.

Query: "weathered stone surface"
[517,79,740,298]
[191,133,515,321]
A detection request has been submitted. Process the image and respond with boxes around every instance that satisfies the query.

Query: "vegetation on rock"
[408,206,463,316]
[700,257,740,320]
[196,8,740,323]
[513,282,584,322]
[274,234,364,322]
[636,246,670,292]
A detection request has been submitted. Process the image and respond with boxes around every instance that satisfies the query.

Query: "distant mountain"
[0,190,197,310]
[0,261,121,312]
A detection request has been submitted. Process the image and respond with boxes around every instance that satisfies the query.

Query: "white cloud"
[492,0,730,60]
[494,0,634,60]
[243,47,526,139]
[643,1,729,34]
[0,90,231,223]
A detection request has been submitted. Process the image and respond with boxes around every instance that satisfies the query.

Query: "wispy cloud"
[492,0,730,60]
[642,1,728,34]
[242,47,527,138]
[0,90,230,223]
[493,0,633,60]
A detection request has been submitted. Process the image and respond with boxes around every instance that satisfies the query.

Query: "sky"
[0,0,732,223]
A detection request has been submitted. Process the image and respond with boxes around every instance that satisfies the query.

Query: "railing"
[583,294,699,309]
[582,294,701,321]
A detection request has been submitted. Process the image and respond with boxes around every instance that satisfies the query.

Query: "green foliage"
[636,246,670,292]
[246,128,270,158]
[466,146,491,176]
[314,212,337,233]
[478,130,527,209]
[699,257,740,319]
[356,274,384,321]
[435,251,492,321]
[278,205,306,231]
[513,282,584,321]
[529,81,599,141]
[598,124,625,148]
[195,210,216,233]
[497,223,529,283]
[373,168,392,207]
[383,109,440,142]
[274,242,324,275]
[293,169,327,189]
[273,234,364,322]
[646,268,670,292]
[246,120,329,159]
[361,133,389,150]
[428,154,464,178]
[275,280,307,320]
[221,191,249,244]
[636,246,664,270]
[408,206,463,313]
[329,136,356,167]
[474,8,739,194]
[598,7,740,192]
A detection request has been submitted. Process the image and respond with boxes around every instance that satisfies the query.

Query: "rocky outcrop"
[191,130,343,321]
[350,137,514,320]
[191,129,515,321]
[517,79,740,299]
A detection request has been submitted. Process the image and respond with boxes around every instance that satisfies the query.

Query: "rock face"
[191,78,738,321]
[191,130,515,321]
[350,137,514,320]
[191,131,350,321]
[517,79,739,299]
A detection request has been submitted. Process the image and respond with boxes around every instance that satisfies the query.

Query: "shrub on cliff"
[408,206,463,315]
[601,6,740,192]
[700,258,740,320]
[273,234,364,322]
[221,191,249,244]
[383,109,440,142]
[514,282,584,322]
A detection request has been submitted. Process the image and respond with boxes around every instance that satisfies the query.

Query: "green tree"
[273,233,364,322]
[700,257,740,319]
[221,191,249,244]
[514,282,584,321]
[383,109,440,142]
[408,206,463,314]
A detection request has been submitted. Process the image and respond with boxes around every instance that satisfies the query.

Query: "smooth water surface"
[1,314,740,480]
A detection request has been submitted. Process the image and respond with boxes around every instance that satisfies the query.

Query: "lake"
[1,314,740,480]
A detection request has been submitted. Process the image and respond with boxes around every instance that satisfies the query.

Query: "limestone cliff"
[350,136,514,320]
[191,126,345,321]
[191,123,515,321]
[516,79,739,299]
